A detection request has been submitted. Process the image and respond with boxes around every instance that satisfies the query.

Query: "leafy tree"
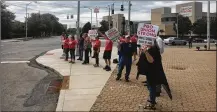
[173,15,192,38]
[210,17,217,38]
[1,1,16,39]
[81,22,91,34]
[192,18,207,38]
[67,28,77,35]
[98,20,109,34]
[11,20,25,38]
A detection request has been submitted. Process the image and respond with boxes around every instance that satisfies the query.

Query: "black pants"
[69,48,75,60]
[64,48,69,60]
[79,47,84,60]
[90,48,92,56]
[84,48,90,63]
[189,42,192,48]
[94,49,99,65]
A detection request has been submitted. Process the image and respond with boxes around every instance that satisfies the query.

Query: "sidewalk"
[36,47,118,111]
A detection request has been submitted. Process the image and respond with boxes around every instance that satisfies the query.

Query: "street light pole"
[207,1,210,50]
[25,4,28,40]
[108,5,111,29]
[177,14,179,38]
[90,8,92,29]
[76,1,80,56]
[128,1,131,35]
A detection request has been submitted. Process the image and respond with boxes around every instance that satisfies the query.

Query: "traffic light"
[111,4,114,14]
[71,15,73,19]
[67,15,69,19]
[120,5,124,11]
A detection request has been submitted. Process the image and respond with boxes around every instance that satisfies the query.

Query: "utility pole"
[128,1,131,35]
[207,1,210,50]
[90,8,92,29]
[25,4,28,40]
[177,14,179,38]
[108,5,111,29]
[76,1,80,56]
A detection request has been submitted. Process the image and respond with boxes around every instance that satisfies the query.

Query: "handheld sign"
[105,28,120,42]
[137,23,159,47]
[88,30,98,39]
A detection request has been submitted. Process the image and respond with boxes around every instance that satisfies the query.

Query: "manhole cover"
[170,66,186,70]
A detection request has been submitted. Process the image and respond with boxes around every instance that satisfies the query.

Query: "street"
[1,37,62,111]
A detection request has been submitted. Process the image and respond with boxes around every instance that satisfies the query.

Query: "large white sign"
[88,30,98,39]
[105,28,120,42]
[94,7,99,13]
[137,23,159,46]
[180,6,192,17]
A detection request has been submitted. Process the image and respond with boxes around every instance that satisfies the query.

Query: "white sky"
[5,1,217,28]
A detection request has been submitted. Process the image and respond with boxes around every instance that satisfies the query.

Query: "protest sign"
[137,23,159,46]
[88,30,98,39]
[105,28,120,42]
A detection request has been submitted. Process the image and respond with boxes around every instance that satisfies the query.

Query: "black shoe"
[82,62,87,64]
[106,67,111,71]
[125,79,130,82]
[116,76,121,81]
[156,92,161,97]
[103,65,109,70]
[142,81,147,83]
[77,58,81,60]
[93,64,99,67]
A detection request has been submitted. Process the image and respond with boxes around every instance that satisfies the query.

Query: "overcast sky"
[5,1,217,28]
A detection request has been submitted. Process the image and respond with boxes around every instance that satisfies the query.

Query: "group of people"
[60,32,113,71]
[60,30,167,110]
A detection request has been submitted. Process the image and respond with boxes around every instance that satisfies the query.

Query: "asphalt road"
[1,37,62,111]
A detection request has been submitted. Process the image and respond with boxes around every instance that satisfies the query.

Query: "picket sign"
[88,30,98,39]
[105,28,120,42]
[137,23,159,47]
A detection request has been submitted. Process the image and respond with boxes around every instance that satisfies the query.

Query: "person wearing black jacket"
[116,36,133,82]
[136,40,163,109]
[77,33,85,61]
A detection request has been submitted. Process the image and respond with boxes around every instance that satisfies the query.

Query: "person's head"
[68,35,72,39]
[95,36,99,40]
[125,36,131,43]
[71,35,75,40]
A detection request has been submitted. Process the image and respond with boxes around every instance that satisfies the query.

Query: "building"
[103,14,151,35]
[103,14,124,33]
[151,2,216,36]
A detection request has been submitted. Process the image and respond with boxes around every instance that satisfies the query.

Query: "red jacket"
[68,39,78,49]
[63,38,69,48]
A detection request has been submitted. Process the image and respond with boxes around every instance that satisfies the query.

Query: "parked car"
[204,38,216,43]
[163,37,187,45]
[193,38,204,43]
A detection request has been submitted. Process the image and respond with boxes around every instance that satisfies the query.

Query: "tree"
[192,18,207,38]
[210,17,217,38]
[81,22,91,34]
[1,1,16,39]
[173,15,192,38]
[98,20,109,34]
[67,28,77,35]
[11,20,25,38]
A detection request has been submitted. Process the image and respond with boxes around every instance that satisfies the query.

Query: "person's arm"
[143,47,154,63]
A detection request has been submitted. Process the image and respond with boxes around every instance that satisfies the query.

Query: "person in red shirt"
[61,32,66,57]
[91,36,101,67]
[99,32,113,71]
[131,33,138,61]
[68,35,78,63]
[63,35,70,61]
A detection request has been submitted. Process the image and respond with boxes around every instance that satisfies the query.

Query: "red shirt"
[94,39,101,48]
[68,39,77,49]
[105,38,113,51]
[131,36,137,43]
[63,38,69,48]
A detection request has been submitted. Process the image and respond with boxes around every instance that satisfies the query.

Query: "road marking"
[1,61,30,64]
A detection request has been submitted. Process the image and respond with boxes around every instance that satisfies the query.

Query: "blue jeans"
[118,51,122,65]
[117,56,132,79]
[147,82,157,104]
